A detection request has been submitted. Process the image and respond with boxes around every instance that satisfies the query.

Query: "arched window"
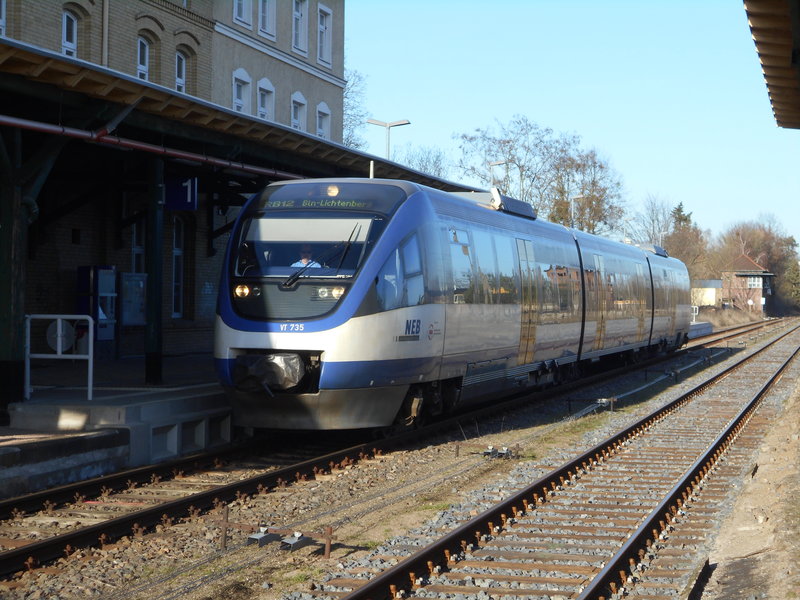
[257,78,274,120]
[137,36,150,80]
[316,101,330,138]
[232,68,252,113]
[172,216,185,318]
[62,10,78,57]
[291,91,306,131]
[175,51,187,92]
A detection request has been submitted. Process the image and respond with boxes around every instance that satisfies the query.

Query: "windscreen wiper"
[280,224,360,288]
[334,224,362,272]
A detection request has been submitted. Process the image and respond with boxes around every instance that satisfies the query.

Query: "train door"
[635,263,647,342]
[592,254,606,351]
[516,239,537,365]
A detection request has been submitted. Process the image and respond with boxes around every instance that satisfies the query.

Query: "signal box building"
[720,255,773,313]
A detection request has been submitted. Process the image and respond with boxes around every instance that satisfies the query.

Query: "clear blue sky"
[345,0,800,243]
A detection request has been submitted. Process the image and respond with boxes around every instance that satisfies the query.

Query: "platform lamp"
[366,118,410,159]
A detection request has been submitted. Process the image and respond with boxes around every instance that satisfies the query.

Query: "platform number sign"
[165,176,198,210]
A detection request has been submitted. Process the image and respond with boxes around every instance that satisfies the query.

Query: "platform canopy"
[745,0,800,129]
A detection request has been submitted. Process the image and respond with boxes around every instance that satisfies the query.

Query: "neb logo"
[405,319,421,335]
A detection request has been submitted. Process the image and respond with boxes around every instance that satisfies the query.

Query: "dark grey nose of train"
[233,353,305,393]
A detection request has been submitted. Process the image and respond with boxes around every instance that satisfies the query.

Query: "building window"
[257,78,274,120]
[233,0,252,27]
[258,0,275,38]
[316,102,330,138]
[172,217,185,318]
[0,0,6,37]
[132,221,145,273]
[232,68,251,113]
[62,10,78,57]
[747,276,761,289]
[317,4,332,66]
[137,37,150,80]
[292,0,308,53]
[175,51,186,93]
[291,91,306,130]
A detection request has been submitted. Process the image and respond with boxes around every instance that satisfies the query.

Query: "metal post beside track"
[24,314,95,401]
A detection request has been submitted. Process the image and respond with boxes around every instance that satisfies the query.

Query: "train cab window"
[377,234,424,311]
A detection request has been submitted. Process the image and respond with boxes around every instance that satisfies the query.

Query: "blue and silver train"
[215,178,691,430]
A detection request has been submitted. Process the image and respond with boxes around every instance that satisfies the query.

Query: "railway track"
[0,318,790,591]
[0,437,380,577]
[321,324,800,600]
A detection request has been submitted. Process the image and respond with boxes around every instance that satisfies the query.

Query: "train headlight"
[312,286,346,301]
[234,284,251,298]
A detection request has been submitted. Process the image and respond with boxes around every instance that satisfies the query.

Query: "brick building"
[0,1,468,413]
[720,254,773,314]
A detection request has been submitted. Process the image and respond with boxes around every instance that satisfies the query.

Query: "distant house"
[691,279,722,307]
[720,255,773,313]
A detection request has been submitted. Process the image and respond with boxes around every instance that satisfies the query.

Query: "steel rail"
[0,440,380,577]
[340,324,799,600]
[576,338,800,600]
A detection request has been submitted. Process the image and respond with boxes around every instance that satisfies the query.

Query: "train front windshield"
[230,182,405,320]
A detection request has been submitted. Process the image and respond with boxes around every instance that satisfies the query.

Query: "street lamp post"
[366,118,410,159]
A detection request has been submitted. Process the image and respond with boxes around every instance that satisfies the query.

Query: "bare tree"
[393,143,451,179]
[629,194,673,245]
[455,115,624,234]
[546,148,625,235]
[342,68,369,150]
[455,115,571,213]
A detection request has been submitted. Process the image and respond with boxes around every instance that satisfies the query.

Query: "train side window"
[449,228,474,303]
[376,234,424,311]
[402,235,424,307]
[376,249,401,311]
[495,235,519,304]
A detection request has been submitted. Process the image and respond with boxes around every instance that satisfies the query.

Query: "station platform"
[689,321,713,338]
[0,354,232,497]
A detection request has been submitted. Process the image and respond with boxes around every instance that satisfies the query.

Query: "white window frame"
[232,68,252,113]
[175,51,187,93]
[233,0,252,27]
[291,91,307,131]
[137,37,150,80]
[172,216,185,318]
[292,0,308,54]
[0,0,7,37]
[258,0,276,39]
[62,10,78,57]
[317,4,332,67]
[257,78,275,121]
[316,102,330,138]
[747,276,761,289]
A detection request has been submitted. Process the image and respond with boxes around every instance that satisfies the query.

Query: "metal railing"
[24,314,94,401]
